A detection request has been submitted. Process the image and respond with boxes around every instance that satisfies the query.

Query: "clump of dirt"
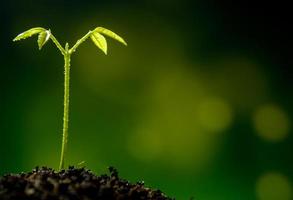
[0,166,173,200]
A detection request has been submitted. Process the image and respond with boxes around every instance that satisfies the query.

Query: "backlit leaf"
[37,30,51,50]
[94,27,127,46]
[90,32,108,54]
[13,27,46,42]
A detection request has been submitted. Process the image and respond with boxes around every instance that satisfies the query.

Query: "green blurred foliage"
[0,0,292,199]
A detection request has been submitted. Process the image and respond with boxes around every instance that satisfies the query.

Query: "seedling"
[13,27,127,170]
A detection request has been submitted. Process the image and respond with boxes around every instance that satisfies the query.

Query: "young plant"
[13,27,127,170]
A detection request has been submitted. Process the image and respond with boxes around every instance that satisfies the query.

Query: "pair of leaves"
[90,27,127,55]
[13,27,51,50]
[13,26,127,54]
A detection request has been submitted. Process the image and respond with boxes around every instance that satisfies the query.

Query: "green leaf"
[13,27,46,42]
[37,30,51,50]
[90,32,108,54]
[94,27,127,46]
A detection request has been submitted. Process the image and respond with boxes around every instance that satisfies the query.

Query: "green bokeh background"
[1,0,292,199]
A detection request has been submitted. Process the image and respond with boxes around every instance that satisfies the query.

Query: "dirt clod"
[0,166,173,200]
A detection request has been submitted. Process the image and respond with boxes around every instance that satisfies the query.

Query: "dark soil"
[0,166,173,200]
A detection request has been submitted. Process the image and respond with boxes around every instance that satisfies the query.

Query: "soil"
[0,166,173,200]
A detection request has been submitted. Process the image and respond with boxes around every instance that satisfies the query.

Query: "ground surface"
[0,166,173,200]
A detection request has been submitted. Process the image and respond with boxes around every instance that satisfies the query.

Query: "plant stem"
[50,34,66,55]
[59,43,71,170]
[69,31,92,54]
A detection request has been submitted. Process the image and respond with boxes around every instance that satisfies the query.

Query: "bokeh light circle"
[127,67,224,170]
[253,104,290,142]
[197,97,233,133]
[256,172,292,200]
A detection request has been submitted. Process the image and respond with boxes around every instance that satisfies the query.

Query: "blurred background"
[1,0,292,199]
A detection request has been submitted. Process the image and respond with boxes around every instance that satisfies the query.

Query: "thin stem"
[50,34,66,55]
[59,43,71,170]
[69,31,92,54]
